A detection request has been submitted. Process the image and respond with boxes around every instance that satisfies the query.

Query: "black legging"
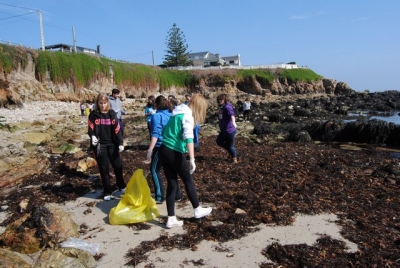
[159,145,200,216]
[93,143,125,195]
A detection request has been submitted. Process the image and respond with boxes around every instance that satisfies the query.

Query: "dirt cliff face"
[0,53,352,107]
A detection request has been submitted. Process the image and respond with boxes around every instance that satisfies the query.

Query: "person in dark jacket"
[108,88,127,138]
[88,93,126,201]
[216,93,238,163]
[146,95,182,204]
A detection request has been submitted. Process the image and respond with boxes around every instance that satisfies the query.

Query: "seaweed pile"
[1,136,400,267]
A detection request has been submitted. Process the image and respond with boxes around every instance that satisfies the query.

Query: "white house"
[187,51,241,67]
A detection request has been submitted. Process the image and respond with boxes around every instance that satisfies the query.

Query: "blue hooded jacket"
[150,108,172,148]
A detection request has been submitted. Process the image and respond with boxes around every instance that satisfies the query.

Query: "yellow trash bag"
[109,169,160,225]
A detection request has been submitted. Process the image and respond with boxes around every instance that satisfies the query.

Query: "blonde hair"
[95,93,110,112]
[188,94,207,126]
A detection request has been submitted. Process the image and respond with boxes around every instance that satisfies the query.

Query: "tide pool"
[370,112,400,125]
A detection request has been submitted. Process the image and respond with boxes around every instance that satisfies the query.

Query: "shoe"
[103,195,111,201]
[166,216,183,228]
[232,157,238,164]
[175,198,182,202]
[194,206,212,219]
[120,188,126,194]
[156,199,164,204]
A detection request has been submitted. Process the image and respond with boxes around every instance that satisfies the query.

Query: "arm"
[186,142,195,160]
[231,115,236,124]
[119,100,127,115]
[148,137,158,152]
[87,113,95,138]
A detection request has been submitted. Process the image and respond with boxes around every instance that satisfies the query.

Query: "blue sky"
[0,0,399,92]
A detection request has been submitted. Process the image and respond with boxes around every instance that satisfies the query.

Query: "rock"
[23,132,52,144]
[0,248,31,268]
[32,249,86,268]
[51,143,81,154]
[19,199,29,212]
[77,157,97,172]
[0,204,79,254]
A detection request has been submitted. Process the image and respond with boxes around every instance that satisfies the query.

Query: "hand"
[119,145,124,152]
[91,136,98,146]
[189,158,196,174]
[146,150,152,162]
[233,122,237,129]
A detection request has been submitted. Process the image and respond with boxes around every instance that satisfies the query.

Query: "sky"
[0,0,399,92]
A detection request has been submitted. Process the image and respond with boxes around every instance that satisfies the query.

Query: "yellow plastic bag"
[109,169,160,225]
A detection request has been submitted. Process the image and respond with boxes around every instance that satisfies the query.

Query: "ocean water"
[370,112,400,125]
[346,111,400,125]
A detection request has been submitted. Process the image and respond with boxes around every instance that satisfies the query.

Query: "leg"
[108,144,125,190]
[216,131,228,152]
[225,130,237,158]
[147,122,152,140]
[159,146,179,216]
[151,148,165,202]
[94,146,112,196]
[119,119,125,138]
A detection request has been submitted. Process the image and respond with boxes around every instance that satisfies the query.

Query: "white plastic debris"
[60,237,100,256]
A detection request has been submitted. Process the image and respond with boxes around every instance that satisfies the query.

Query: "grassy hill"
[0,44,322,92]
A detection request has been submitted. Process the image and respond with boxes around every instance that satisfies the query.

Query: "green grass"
[237,69,275,84]
[280,68,323,83]
[157,69,197,91]
[36,51,107,85]
[0,44,31,73]
[0,44,324,91]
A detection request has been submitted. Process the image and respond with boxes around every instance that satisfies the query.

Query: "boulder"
[0,204,79,254]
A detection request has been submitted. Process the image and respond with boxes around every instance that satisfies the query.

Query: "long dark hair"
[146,95,155,108]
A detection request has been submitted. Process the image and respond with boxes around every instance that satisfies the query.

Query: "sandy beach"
[54,188,357,267]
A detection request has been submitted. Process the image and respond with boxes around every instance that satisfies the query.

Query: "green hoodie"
[162,104,194,153]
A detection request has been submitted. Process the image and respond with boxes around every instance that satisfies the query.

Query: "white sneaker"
[120,188,126,194]
[103,195,111,201]
[166,216,183,228]
[194,206,212,219]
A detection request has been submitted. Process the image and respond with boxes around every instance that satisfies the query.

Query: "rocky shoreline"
[1,92,400,267]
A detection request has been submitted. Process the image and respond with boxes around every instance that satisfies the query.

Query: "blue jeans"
[119,119,124,138]
[216,130,237,158]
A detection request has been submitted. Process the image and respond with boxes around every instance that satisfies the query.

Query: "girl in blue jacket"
[146,96,182,203]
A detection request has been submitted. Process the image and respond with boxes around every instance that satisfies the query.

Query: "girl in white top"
[243,97,251,122]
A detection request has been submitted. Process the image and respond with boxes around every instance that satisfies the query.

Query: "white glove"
[189,158,196,174]
[146,150,152,162]
[91,136,98,146]
[233,122,237,129]
[119,145,124,152]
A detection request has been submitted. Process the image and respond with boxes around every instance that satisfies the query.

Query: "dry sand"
[0,189,358,267]
[56,189,357,267]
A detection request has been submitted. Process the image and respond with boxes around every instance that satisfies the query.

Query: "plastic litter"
[59,237,100,256]
[109,169,160,225]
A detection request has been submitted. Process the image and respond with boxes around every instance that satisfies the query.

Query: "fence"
[168,63,307,71]
[0,40,37,50]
